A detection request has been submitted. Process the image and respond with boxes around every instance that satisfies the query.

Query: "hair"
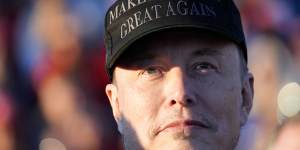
[238,47,249,79]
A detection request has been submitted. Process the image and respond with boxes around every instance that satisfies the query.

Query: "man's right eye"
[139,66,163,79]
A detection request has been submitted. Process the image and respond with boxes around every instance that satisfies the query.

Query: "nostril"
[186,99,193,103]
[170,100,176,105]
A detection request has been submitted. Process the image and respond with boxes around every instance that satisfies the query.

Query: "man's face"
[106,30,253,150]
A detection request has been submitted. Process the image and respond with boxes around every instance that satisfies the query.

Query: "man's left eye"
[192,62,217,74]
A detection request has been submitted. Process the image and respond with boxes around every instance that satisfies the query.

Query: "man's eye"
[139,66,163,78]
[145,67,159,74]
[192,62,217,74]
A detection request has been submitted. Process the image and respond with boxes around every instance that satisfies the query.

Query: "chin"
[151,141,217,150]
[149,135,217,150]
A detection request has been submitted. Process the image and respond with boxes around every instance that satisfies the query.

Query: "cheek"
[213,69,242,120]
[200,79,241,115]
[212,84,242,145]
[117,82,164,140]
[214,84,241,123]
[199,78,241,135]
[119,84,162,115]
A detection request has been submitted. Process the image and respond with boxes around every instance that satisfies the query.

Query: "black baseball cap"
[104,0,247,80]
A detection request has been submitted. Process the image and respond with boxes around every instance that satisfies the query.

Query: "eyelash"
[138,62,217,79]
[139,66,164,78]
[192,62,217,74]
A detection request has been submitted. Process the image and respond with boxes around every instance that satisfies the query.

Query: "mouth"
[155,119,212,136]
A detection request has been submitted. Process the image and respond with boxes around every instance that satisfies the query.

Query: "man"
[104,0,254,149]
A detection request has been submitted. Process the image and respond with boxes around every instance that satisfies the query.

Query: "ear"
[240,73,254,126]
[105,84,122,128]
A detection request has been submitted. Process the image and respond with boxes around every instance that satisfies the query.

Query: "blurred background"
[0,0,299,150]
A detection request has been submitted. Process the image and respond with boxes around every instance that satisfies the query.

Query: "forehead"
[117,29,238,63]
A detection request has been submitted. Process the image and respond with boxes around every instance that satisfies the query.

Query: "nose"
[164,67,196,108]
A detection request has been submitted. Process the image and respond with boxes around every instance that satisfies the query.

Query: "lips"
[155,119,213,136]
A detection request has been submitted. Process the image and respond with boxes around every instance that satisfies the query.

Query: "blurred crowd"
[1,0,119,149]
[0,0,299,150]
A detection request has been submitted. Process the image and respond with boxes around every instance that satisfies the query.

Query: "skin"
[106,30,254,150]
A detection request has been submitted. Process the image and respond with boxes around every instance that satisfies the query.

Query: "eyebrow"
[122,48,221,66]
[131,52,157,61]
[192,48,221,57]
[137,48,221,59]
[119,51,158,67]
